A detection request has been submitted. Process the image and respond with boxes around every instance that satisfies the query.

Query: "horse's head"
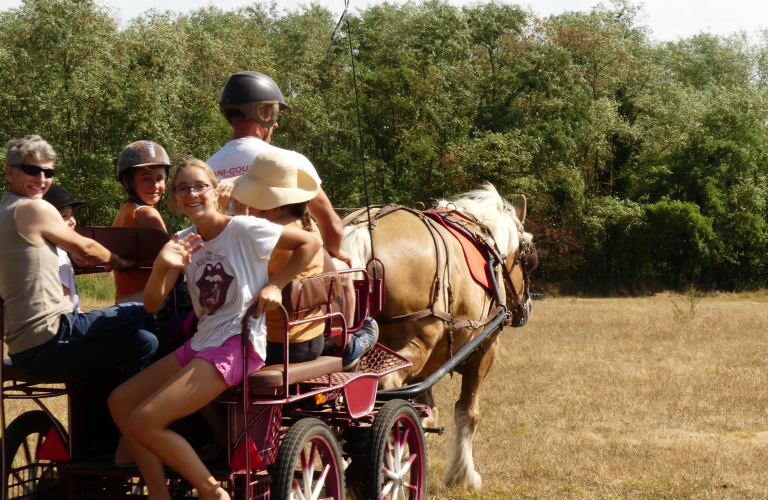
[504,195,537,327]
[438,184,538,327]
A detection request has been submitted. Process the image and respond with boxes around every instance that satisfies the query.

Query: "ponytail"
[285,202,312,232]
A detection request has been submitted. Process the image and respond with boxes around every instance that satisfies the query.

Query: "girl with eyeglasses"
[108,157,320,500]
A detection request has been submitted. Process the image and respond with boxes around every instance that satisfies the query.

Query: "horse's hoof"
[469,470,482,489]
[444,469,482,490]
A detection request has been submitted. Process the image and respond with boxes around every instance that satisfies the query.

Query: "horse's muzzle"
[511,297,532,327]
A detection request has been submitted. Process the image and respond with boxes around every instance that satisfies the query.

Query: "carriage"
[1,187,533,500]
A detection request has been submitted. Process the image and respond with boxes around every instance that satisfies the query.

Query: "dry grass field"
[5,294,768,498]
[425,295,768,499]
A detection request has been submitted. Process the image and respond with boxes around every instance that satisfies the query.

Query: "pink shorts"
[174,335,265,388]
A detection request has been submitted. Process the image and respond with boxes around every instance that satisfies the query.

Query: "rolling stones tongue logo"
[195,261,235,314]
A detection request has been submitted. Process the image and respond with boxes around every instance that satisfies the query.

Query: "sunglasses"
[12,164,56,178]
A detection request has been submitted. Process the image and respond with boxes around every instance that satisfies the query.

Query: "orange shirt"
[111,203,157,301]
[265,219,325,343]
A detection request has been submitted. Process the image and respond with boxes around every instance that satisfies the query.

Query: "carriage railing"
[238,266,376,400]
[234,265,371,488]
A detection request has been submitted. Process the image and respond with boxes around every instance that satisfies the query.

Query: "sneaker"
[342,318,379,371]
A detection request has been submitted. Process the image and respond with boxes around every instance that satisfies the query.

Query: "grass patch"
[75,273,116,302]
[426,296,768,499]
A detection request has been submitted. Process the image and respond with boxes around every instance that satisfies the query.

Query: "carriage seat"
[2,359,95,385]
[248,356,343,389]
[242,271,353,394]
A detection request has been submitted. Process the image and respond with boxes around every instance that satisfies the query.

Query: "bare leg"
[109,354,184,499]
[128,358,230,500]
[108,355,230,500]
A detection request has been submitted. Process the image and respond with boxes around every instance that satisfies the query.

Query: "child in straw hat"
[233,151,378,370]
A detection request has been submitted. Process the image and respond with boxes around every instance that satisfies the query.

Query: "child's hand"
[253,283,282,317]
[157,233,203,270]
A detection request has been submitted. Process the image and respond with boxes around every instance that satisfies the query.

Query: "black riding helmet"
[116,141,171,204]
[219,71,290,129]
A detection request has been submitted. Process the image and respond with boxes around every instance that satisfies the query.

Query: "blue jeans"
[9,303,158,380]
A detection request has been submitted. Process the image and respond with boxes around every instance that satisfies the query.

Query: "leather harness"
[344,204,535,348]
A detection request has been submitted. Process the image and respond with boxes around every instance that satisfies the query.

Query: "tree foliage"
[2,0,768,291]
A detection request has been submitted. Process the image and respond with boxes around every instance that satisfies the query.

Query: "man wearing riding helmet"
[208,71,350,264]
[112,141,170,304]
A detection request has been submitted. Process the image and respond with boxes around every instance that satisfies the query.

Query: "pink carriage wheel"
[364,400,427,500]
[272,418,345,500]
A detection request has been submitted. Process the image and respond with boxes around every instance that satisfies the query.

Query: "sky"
[0,0,765,42]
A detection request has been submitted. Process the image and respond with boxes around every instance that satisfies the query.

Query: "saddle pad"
[424,213,491,289]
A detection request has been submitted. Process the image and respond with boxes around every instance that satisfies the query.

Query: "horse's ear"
[514,195,527,223]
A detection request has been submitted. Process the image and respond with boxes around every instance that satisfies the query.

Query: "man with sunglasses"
[0,135,158,380]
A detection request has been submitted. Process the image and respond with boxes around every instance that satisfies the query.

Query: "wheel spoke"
[384,439,395,473]
[398,427,410,451]
[384,468,400,481]
[292,477,307,500]
[390,484,399,500]
[393,425,403,471]
[381,480,394,499]
[22,438,33,465]
[303,445,315,498]
[397,483,407,500]
[399,453,417,476]
[310,463,331,500]
[308,442,319,470]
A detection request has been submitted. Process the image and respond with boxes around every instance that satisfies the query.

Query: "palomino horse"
[341,183,536,489]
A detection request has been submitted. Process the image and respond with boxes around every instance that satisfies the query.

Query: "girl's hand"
[157,233,203,270]
[253,283,282,317]
[218,180,249,216]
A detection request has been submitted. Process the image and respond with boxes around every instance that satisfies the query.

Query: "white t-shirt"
[57,248,79,310]
[177,216,283,359]
[207,137,321,185]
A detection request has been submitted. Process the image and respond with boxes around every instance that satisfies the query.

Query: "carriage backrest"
[74,226,169,273]
[281,272,357,330]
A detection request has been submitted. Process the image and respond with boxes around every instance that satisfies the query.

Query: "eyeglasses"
[12,164,56,178]
[174,183,212,197]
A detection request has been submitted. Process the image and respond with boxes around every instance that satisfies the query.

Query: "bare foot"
[113,436,135,466]
[200,486,230,500]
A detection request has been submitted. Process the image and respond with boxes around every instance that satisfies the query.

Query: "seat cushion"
[249,356,343,388]
[2,359,94,385]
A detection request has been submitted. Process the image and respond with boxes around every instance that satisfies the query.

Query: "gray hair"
[5,135,56,166]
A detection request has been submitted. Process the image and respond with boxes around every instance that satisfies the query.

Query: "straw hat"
[232,151,319,210]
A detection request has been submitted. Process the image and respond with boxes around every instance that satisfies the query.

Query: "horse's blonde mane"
[341,183,532,269]
[437,183,532,254]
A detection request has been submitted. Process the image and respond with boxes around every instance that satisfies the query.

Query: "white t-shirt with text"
[177,216,283,359]
[207,137,321,185]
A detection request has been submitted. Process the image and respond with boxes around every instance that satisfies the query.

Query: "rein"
[345,204,532,332]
